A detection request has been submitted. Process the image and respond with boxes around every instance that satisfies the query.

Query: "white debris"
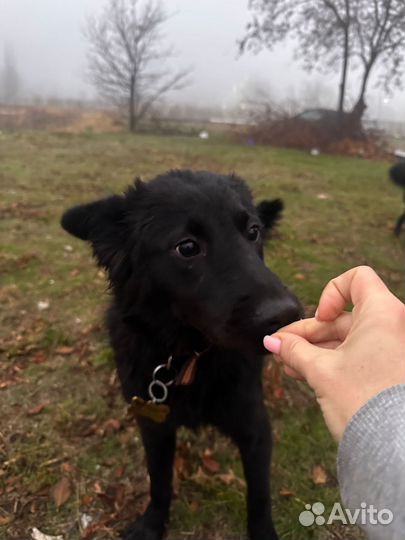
[394,149,405,159]
[49,279,55,285]
[31,527,63,540]
[316,193,332,200]
[80,513,93,530]
[310,148,320,156]
[199,130,209,140]
[63,244,74,253]
[37,300,50,311]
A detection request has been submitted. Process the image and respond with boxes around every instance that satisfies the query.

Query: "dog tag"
[128,396,170,423]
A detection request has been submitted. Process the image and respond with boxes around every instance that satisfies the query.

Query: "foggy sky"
[0,0,403,121]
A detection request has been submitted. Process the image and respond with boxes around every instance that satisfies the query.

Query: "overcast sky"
[0,0,403,121]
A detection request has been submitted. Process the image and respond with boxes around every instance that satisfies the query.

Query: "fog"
[0,0,403,121]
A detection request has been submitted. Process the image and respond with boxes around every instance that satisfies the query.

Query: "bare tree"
[239,0,405,126]
[84,0,190,132]
[1,44,20,104]
[239,0,352,117]
[350,0,405,126]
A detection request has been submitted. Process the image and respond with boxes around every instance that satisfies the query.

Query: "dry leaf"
[216,470,246,488]
[279,488,295,497]
[31,527,63,540]
[190,466,211,485]
[102,418,121,433]
[31,351,48,364]
[189,500,199,513]
[175,456,187,479]
[52,476,71,507]
[28,403,49,416]
[54,346,74,355]
[294,273,306,281]
[62,462,74,474]
[93,481,103,493]
[0,516,12,526]
[82,494,94,506]
[202,454,220,474]
[312,464,328,485]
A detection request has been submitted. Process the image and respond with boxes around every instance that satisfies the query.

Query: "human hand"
[264,266,405,441]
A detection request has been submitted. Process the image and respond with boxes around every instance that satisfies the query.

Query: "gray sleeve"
[337,384,405,540]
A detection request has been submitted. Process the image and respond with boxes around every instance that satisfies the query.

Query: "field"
[1,130,403,540]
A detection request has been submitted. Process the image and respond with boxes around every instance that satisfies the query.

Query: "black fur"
[389,162,405,236]
[61,170,302,540]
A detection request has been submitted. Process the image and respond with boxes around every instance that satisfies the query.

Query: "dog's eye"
[176,239,201,258]
[247,225,260,242]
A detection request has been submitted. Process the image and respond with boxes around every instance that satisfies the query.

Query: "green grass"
[0,131,402,539]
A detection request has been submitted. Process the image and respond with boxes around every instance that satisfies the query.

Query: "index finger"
[316,266,389,321]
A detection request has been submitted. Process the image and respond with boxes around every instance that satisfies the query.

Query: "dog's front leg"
[232,405,278,540]
[394,211,405,236]
[122,421,176,540]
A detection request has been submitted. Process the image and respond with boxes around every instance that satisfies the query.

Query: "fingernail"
[263,336,281,355]
[314,308,319,320]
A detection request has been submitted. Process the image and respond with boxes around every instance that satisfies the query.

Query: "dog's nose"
[255,297,303,336]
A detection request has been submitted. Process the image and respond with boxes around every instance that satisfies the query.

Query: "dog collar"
[127,348,209,423]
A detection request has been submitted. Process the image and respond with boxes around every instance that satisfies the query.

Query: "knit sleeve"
[337,384,405,540]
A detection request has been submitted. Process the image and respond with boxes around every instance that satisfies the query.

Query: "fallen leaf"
[202,454,220,474]
[189,500,199,513]
[312,464,328,485]
[27,402,49,416]
[93,481,103,493]
[113,466,124,479]
[0,516,12,526]
[190,466,211,486]
[279,488,295,497]
[216,469,246,488]
[175,456,187,479]
[54,346,74,355]
[52,476,71,507]
[82,494,94,506]
[316,192,331,200]
[98,418,121,436]
[294,273,306,281]
[62,462,74,474]
[31,351,47,364]
[37,300,50,311]
[31,527,63,540]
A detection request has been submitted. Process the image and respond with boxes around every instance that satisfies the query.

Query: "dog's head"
[61,170,302,354]
[389,162,405,189]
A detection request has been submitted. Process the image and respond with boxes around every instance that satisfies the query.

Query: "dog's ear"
[61,195,131,279]
[256,198,283,230]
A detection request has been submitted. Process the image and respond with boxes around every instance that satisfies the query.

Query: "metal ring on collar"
[148,380,168,403]
[152,363,176,386]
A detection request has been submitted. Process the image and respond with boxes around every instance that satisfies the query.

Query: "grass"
[0,130,403,540]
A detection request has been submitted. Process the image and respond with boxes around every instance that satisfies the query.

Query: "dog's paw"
[121,523,163,540]
[121,507,166,540]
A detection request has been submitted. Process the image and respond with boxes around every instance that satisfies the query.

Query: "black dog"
[61,170,302,540]
[389,161,405,236]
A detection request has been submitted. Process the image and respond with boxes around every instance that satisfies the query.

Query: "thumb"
[263,332,321,380]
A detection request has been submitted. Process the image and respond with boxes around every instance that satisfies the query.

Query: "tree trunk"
[338,2,350,116]
[349,61,372,131]
[129,75,136,133]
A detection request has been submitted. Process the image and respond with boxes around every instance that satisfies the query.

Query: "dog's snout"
[255,297,303,336]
